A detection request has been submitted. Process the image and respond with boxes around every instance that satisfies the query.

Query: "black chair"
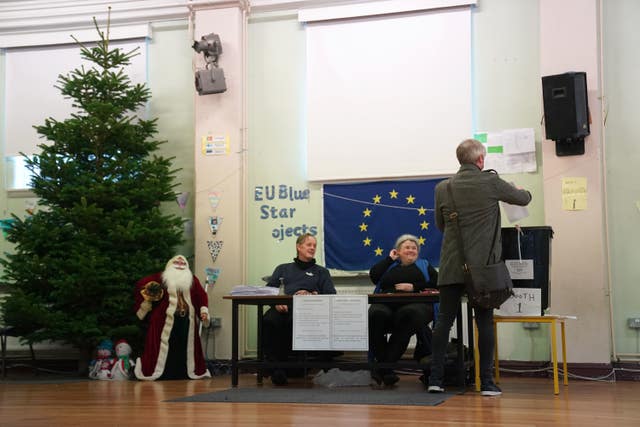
[1,326,37,378]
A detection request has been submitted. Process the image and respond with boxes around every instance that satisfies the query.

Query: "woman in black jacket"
[369,234,438,386]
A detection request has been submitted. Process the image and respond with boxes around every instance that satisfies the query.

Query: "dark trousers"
[369,302,433,363]
[428,283,495,386]
[262,306,293,362]
[159,314,190,380]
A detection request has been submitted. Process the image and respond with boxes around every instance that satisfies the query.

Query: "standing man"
[134,255,211,380]
[427,139,531,396]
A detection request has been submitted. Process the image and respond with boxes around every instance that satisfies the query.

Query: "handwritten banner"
[254,184,318,242]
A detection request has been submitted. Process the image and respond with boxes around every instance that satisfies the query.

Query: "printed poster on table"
[292,295,368,351]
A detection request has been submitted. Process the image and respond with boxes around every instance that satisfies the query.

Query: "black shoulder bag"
[446,181,513,309]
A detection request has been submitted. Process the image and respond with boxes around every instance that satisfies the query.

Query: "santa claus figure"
[133,255,211,380]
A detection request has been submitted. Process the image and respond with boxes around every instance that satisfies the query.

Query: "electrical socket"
[522,322,540,330]
[627,318,640,329]
[211,317,222,328]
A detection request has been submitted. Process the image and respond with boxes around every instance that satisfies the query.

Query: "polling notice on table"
[292,295,368,351]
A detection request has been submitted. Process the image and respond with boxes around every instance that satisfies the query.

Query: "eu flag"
[323,179,444,271]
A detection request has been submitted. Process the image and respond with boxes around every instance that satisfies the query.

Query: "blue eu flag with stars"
[323,178,444,271]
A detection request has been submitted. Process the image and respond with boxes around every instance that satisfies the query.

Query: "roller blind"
[303,4,472,181]
[4,39,147,157]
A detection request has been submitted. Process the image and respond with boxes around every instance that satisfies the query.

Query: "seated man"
[262,233,336,385]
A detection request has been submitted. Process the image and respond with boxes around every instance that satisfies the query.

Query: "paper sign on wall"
[475,128,537,174]
[562,177,587,210]
[176,192,190,210]
[202,135,230,156]
[206,240,224,263]
[204,267,221,287]
[208,191,222,210]
[209,216,222,236]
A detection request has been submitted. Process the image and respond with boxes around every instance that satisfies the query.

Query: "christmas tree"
[0,17,184,371]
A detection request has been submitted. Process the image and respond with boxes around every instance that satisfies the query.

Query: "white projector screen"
[304,7,472,181]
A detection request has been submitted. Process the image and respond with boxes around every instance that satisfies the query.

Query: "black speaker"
[542,72,590,156]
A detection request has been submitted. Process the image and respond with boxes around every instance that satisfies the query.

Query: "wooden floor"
[1,371,639,426]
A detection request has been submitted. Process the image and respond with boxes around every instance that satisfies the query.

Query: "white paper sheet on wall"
[477,128,537,174]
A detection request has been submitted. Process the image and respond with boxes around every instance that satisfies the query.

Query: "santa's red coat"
[133,272,211,380]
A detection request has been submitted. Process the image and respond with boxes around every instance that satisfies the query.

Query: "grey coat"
[435,164,532,286]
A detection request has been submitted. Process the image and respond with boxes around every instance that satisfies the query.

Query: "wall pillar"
[193,3,247,359]
[539,0,611,363]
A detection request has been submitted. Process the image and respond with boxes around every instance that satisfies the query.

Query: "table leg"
[455,304,465,387]
[494,320,500,384]
[550,319,559,395]
[466,303,474,386]
[561,320,568,386]
[257,304,264,384]
[474,320,480,392]
[231,300,239,387]
[29,343,37,376]
[1,330,7,379]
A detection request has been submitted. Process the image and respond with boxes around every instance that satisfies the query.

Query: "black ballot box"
[501,226,553,314]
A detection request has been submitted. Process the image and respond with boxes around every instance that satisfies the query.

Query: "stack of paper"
[230,285,280,296]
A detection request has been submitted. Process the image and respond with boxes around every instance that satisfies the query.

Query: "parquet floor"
[1,372,639,426]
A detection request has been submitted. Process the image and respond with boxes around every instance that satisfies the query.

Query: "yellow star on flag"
[372,194,381,204]
[406,195,415,204]
[374,247,384,256]
[363,237,372,246]
[417,206,427,215]
[418,236,426,245]
[359,222,368,232]
[363,208,372,217]
[420,221,429,230]
[389,189,398,199]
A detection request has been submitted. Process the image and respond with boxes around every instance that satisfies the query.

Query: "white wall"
[246,10,326,354]
[602,0,640,359]
[540,0,611,363]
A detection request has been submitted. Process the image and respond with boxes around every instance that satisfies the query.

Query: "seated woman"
[262,233,336,385]
[369,234,438,386]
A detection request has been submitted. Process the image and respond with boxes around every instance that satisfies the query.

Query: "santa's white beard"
[163,267,193,293]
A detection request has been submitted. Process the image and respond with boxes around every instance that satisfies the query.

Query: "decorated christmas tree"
[0,17,184,371]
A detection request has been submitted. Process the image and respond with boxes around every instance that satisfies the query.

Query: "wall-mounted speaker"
[541,72,590,156]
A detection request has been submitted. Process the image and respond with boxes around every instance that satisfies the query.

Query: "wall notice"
[562,177,587,211]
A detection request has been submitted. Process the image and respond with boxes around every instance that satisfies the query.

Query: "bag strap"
[446,179,501,270]
[445,180,469,273]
